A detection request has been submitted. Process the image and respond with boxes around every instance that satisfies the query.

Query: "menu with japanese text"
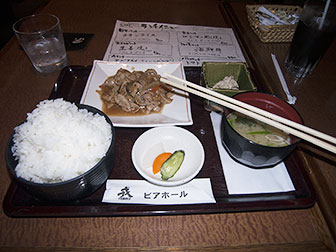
[103,20,245,66]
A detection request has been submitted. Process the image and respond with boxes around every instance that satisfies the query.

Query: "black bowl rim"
[223,91,304,150]
[5,103,115,187]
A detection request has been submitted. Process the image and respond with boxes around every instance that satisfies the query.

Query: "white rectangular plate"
[80,61,193,127]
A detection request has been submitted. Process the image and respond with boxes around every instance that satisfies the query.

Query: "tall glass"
[13,14,68,73]
[284,0,336,79]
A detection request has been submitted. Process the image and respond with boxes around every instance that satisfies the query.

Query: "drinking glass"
[284,0,336,79]
[13,14,68,73]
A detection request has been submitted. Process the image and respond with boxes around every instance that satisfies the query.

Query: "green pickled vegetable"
[248,131,271,135]
[160,150,185,180]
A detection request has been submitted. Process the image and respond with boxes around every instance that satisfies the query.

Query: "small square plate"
[80,61,193,127]
[201,62,257,111]
[63,33,94,51]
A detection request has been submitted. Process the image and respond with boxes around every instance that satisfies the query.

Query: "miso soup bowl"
[5,104,115,202]
[221,92,303,168]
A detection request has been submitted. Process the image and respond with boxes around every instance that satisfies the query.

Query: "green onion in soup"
[226,111,291,147]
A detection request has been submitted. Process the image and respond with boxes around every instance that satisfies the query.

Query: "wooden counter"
[0,0,335,251]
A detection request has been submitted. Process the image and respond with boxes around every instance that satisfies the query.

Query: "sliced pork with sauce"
[97,68,174,116]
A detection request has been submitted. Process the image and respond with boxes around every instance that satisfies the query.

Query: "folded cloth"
[210,112,295,194]
[102,178,216,205]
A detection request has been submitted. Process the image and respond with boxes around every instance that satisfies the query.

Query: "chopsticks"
[160,74,336,155]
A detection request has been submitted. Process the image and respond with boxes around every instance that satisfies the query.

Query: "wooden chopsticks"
[160,74,336,155]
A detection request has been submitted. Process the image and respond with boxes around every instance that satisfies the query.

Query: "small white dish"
[80,60,193,127]
[131,126,205,186]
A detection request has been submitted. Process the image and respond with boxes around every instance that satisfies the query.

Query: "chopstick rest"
[102,178,216,205]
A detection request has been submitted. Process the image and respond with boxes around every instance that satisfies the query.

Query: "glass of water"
[13,14,68,73]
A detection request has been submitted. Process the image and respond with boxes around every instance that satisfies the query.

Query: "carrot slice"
[152,152,172,175]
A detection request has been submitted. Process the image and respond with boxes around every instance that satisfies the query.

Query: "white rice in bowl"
[11,99,112,183]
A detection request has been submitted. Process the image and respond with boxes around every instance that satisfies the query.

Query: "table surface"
[0,0,335,251]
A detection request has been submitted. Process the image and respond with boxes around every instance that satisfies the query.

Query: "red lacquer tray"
[2,66,315,217]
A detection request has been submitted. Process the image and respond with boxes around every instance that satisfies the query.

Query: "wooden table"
[0,0,335,251]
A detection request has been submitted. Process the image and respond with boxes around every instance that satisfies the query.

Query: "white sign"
[103,20,245,66]
[102,178,216,205]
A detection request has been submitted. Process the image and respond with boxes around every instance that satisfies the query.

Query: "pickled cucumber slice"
[160,150,185,180]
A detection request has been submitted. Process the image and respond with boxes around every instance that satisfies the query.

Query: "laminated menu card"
[103,20,246,67]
